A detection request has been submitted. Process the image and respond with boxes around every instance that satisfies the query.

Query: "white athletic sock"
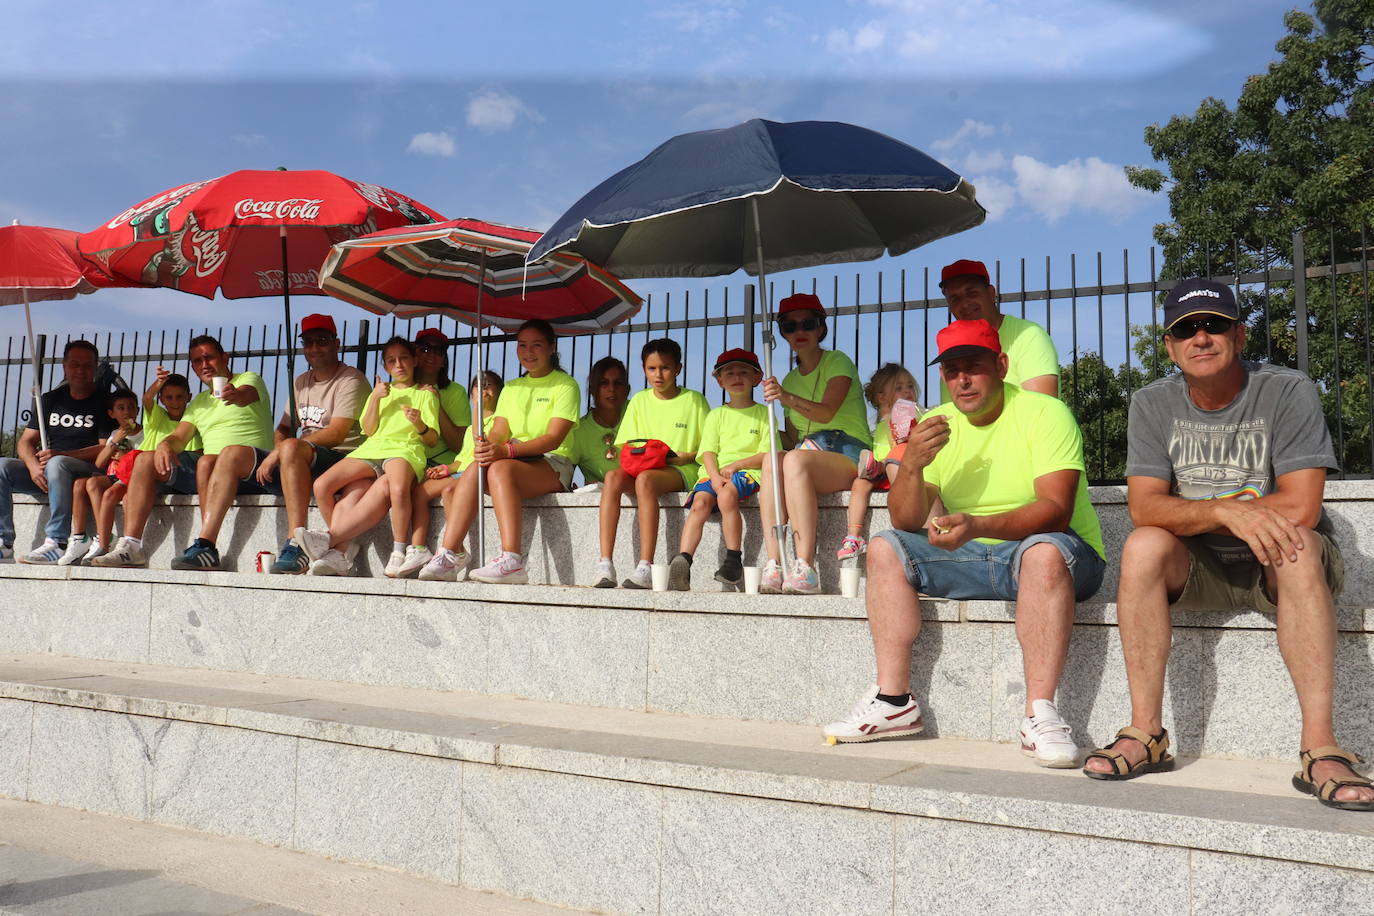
[392,540,406,553]
[125,536,143,548]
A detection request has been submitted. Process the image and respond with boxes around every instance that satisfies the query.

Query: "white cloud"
[967,175,1016,222]
[656,1,742,34]
[826,22,886,54]
[466,90,541,132]
[1009,154,1152,224]
[963,150,1007,173]
[930,119,997,152]
[406,131,456,157]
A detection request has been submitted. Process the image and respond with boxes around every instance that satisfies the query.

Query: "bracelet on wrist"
[506,441,517,459]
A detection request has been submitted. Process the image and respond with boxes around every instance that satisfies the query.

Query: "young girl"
[593,338,709,589]
[571,355,629,487]
[395,369,502,577]
[419,319,580,584]
[760,292,871,594]
[295,336,439,576]
[58,388,140,565]
[836,363,919,561]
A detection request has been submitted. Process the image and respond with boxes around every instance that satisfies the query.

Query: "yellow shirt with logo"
[616,387,710,488]
[494,370,580,460]
[349,384,442,481]
[182,371,272,455]
[696,401,775,484]
[782,350,871,447]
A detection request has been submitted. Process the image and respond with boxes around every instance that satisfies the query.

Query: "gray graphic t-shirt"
[1126,362,1337,562]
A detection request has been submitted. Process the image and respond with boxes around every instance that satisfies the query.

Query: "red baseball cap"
[299,314,337,336]
[414,327,447,347]
[777,292,825,316]
[939,259,991,288]
[713,348,761,374]
[929,319,1002,365]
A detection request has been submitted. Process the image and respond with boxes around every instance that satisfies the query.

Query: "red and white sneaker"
[823,686,925,744]
[1018,698,1079,768]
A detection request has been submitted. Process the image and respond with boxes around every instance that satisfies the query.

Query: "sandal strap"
[1300,746,1363,779]
[1114,726,1170,763]
[1084,747,1132,777]
[1317,775,1374,801]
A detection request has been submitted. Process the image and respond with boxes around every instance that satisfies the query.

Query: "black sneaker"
[171,539,222,571]
[714,553,744,586]
[668,554,691,591]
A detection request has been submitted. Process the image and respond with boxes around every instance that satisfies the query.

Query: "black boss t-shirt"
[26,387,118,452]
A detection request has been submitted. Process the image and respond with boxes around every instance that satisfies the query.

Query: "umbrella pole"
[752,198,791,573]
[475,249,487,568]
[20,290,49,453]
[280,227,299,428]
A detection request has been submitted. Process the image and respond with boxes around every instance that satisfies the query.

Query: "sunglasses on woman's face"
[1166,316,1235,340]
[779,317,821,334]
[416,343,444,354]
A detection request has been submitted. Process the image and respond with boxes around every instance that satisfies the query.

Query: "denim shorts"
[158,451,201,496]
[876,527,1105,602]
[798,428,866,464]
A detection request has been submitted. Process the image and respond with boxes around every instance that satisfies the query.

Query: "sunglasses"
[778,317,821,334]
[416,343,445,353]
[1166,316,1235,339]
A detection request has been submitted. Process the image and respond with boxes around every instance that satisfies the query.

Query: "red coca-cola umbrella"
[0,222,145,449]
[79,168,446,418]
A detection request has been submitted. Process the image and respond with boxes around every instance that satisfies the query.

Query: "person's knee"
[45,455,81,480]
[1121,526,1182,565]
[867,536,904,579]
[781,449,806,475]
[1020,542,1070,583]
[633,473,659,498]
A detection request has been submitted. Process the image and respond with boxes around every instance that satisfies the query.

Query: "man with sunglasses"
[939,259,1059,399]
[1084,280,1372,810]
[253,314,369,574]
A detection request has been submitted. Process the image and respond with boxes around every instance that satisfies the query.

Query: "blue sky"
[0,0,1306,388]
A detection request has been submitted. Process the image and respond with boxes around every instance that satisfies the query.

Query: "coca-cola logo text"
[191,227,229,278]
[256,268,321,291]
[351,181,395,213]
[105,180,210,230]
[233,198,324,221]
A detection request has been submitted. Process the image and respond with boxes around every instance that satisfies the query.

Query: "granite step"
[0,653,1370,915]
[2,565,1372,762]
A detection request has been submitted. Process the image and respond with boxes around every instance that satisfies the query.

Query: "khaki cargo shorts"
[1171,531,1344,613]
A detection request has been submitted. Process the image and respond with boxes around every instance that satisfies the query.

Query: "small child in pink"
[837,363,921,560]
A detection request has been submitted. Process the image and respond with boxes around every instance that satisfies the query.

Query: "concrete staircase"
[1,484,1372,913]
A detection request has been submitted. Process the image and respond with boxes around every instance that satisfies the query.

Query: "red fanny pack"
[619,439,676,477]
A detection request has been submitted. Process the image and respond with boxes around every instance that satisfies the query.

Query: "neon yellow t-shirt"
[923,384,1104,559]
[349,384,441,481]
[451,412,495,473]
[940,314,1060,402]
[140,403,201,452]
[494,370,580,460]
[697,402,774,484]
[571,410,622,483]
[427,381,473,465]
[182,371,273,455]
[782,350,871,447]
[616,387,710,488]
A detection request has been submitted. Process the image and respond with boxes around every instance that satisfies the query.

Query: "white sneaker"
[759,558,783,594]
[592,558,616,588]
[57,536,93,566]
[621,559,652,589]
[308,549,352,576]
[823,685,925,744]
[1018,698,1078,768]
[470,551,529,584]
[84,542,108,565]
[395,545,432,578]
[293,526,332,564]
[90,537,147,568]
[418,548,469,582]
[383,549,406,578]
[17,538,63,565]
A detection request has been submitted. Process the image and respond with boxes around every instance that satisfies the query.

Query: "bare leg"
[633,467,684,564]
[844,477,874,539]
[759,459,786,562]
[598,468,632,557]
[69,477,94,536]
[194,454,218,528]
[439,470,480,552]
[408,477,449,546]
[328,476,394,547]
[121,452,171,540]
[313,458,374,528]
[275,438,315,533]
[1013,542,1077,715]
[197,445,255,543]
[79,477,114,537]
[718,485,743,551]
[782,449,858,564]
[1083,526,1190,775]
[383,462,413,543]
[865,536,922,695]
[678,491,715,556]
[486,458,562,554]
[96,481,126,546]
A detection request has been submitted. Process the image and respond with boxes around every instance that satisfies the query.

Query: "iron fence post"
[743,283,756,352]
[354,319,371,374]
[34,334,47,389]
[1293,230,1309,373]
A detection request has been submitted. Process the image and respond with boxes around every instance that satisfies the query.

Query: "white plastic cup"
[743,566,761,594]
[651,563,670,592]
[212,376,228,398]
[840,566,862,599]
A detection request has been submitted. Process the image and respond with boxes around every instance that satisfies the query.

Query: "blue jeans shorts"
[798,428,866,464]
[683,470,760,510]
[252,444,347,496]
[159,451,201,495]
[876,527,1105,602]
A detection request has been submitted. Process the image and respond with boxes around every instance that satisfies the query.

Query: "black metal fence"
[4,230,1371,483]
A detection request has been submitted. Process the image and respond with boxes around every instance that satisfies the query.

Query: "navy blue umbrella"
[530,118,985,565]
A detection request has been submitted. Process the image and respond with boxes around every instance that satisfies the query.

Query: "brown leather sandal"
[1291,746,1374,811]
[1083,726,1175,781]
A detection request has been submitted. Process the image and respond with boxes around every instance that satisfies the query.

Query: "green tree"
[1126,0,1374,474]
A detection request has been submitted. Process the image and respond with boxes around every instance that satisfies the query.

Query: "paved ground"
[0,799,581,916]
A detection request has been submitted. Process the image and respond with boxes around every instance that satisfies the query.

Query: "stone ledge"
[0,653,1370,877]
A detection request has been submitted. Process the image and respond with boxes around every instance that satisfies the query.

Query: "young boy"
[594,338,709,589]
[59,369,196,565]
[669,348,773,590]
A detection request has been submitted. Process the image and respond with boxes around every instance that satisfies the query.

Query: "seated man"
[1084,279,1373,810]
[0,340,116,563]
[253,314,368,574]
[94,335,272,570]
[823,319,1105,768]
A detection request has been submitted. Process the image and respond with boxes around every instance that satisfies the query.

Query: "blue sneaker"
[171,539,222,571]
[270,542,308,575]
[18,538,64,565]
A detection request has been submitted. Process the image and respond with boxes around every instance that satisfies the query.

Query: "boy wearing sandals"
[1083,279,1373,811]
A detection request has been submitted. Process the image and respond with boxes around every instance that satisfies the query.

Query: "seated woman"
[418,319,580,584]
[570,355,629,488]
[759,292,871,594]
[294,336,439,575]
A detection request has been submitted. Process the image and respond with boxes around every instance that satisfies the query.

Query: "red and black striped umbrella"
[318,217,641,333]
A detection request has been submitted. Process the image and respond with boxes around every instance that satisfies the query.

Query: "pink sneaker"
[470,551,528,584]
[836,535,867,561]
[855,449,884,481]
[888,398,921,444]
[760,558,784,594]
